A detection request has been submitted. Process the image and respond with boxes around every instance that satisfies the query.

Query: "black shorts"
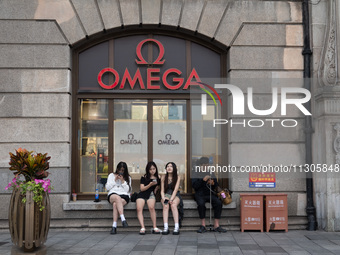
[107,193,130,204]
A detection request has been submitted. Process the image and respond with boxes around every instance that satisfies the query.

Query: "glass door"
[113,100,148,192]
[153,100,187,192]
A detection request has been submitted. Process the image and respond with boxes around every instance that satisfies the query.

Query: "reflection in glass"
[153,100,187,192]
[79,99,109,193]
[114,100,148,192]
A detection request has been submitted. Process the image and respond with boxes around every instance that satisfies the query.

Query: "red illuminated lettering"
[120,68,145,89]
[184,68,201,89]
[162,68,183,90]
[98,68,119,89]
[147,68,160,89]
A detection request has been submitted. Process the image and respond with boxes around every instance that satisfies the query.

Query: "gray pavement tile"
[178,236,197,241]
[129,251,153,255]
[217,241,238,247]
[198,248,221,255]
[320,245,340,251]
[239,244,262,250]
[59,247,89,253]
[137,241,160,245]
[265,253,288,255]
[331,240,340,245]
[158,239,178,245]
[308,253,335,255]
[198,239,218,244]
[48,244,75,251]
[261,246,287,253]
[236,239,257,245]
[152,251,175,255]
[175,252,197,255]
[305,235,328,240]
[241,250,266,255]
[274,239,296,245]
[175,246,197,252]
[132,245,156,251]
[219,246,242,253]
[82,250,111,255]
[219,252,243,255]
[198,243,219,249]
[279,244,309,252]
[106,246,134,254]
[215,236,236,242]
[177,241,197,246]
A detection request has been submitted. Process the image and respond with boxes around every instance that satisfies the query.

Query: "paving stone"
[197,249,220,255]
[198,243,218,249]
[239,244,262,250]
[132,245,156,251]
[241,251,266,255]
[218,241,238,247]
[177,241,197,246]
[261,246,287,253]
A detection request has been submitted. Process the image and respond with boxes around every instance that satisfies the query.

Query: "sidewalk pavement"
[1,229,340,255]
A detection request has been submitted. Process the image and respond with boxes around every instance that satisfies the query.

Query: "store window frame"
[72,26,228,200]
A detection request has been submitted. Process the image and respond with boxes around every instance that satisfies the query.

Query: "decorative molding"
[318,0,338,87]
[334,123,340,164]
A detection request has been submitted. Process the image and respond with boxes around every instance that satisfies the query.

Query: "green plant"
[6,148,52,211]
[9,148,50,181]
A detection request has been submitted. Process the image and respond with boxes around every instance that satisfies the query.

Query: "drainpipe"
[302,0,317,231]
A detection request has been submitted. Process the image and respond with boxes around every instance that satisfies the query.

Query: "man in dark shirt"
[192,157,227,233]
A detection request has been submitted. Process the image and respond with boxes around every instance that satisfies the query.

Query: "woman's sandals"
[139,228,146,235]
[151,228,161,234]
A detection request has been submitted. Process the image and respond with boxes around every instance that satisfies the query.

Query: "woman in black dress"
[136,161,161,235]
[161,162,181,235]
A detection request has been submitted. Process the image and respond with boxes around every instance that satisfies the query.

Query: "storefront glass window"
[114,100,148,192]
[79,99,109,193]
[153,100,187,192]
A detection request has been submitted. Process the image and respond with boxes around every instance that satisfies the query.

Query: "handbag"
[206,183,233,205]
[216,186,233,205]
[130,192,138,202]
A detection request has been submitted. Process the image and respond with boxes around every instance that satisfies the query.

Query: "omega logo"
[158,134,179,145]
[120,133,142,145]
[97,39,201,90]
[135,39,165,65]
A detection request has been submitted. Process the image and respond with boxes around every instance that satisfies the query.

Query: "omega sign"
[158,134,179,145]
[120,133,142,145]
[97,39,201,90]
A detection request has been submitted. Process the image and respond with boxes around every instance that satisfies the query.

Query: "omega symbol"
[135,39,165,65]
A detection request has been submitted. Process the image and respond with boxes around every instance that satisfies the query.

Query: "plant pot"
[8,187,51,250]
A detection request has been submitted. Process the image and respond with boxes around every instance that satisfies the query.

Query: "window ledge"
[63,200,236,211]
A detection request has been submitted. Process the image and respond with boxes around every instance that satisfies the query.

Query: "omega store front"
[72,32,227,199]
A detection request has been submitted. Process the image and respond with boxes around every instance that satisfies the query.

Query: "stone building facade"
[0,0,338,231]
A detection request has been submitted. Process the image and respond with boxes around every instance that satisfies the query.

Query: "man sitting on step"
[192,157,227,233]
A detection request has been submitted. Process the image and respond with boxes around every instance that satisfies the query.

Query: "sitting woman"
[106,161,131,234]
[161,162,181,235]
[136,161,161,235]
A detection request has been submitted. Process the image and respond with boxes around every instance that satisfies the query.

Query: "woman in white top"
[106,161,131,234]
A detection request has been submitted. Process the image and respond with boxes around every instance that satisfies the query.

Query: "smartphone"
[152,179,157,183]
[164,199,169,204]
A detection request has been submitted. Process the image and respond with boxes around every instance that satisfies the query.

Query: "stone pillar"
[313,0,340,231]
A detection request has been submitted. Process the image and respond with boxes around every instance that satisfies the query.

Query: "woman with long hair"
[161,162,181,235]
[106,161,131,234]
[136,161,161,235]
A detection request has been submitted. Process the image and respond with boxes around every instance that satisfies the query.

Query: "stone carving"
[318,0,338,87]
[334,123,340,164]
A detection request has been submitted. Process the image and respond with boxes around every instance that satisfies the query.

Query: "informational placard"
[249,173,276,188]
